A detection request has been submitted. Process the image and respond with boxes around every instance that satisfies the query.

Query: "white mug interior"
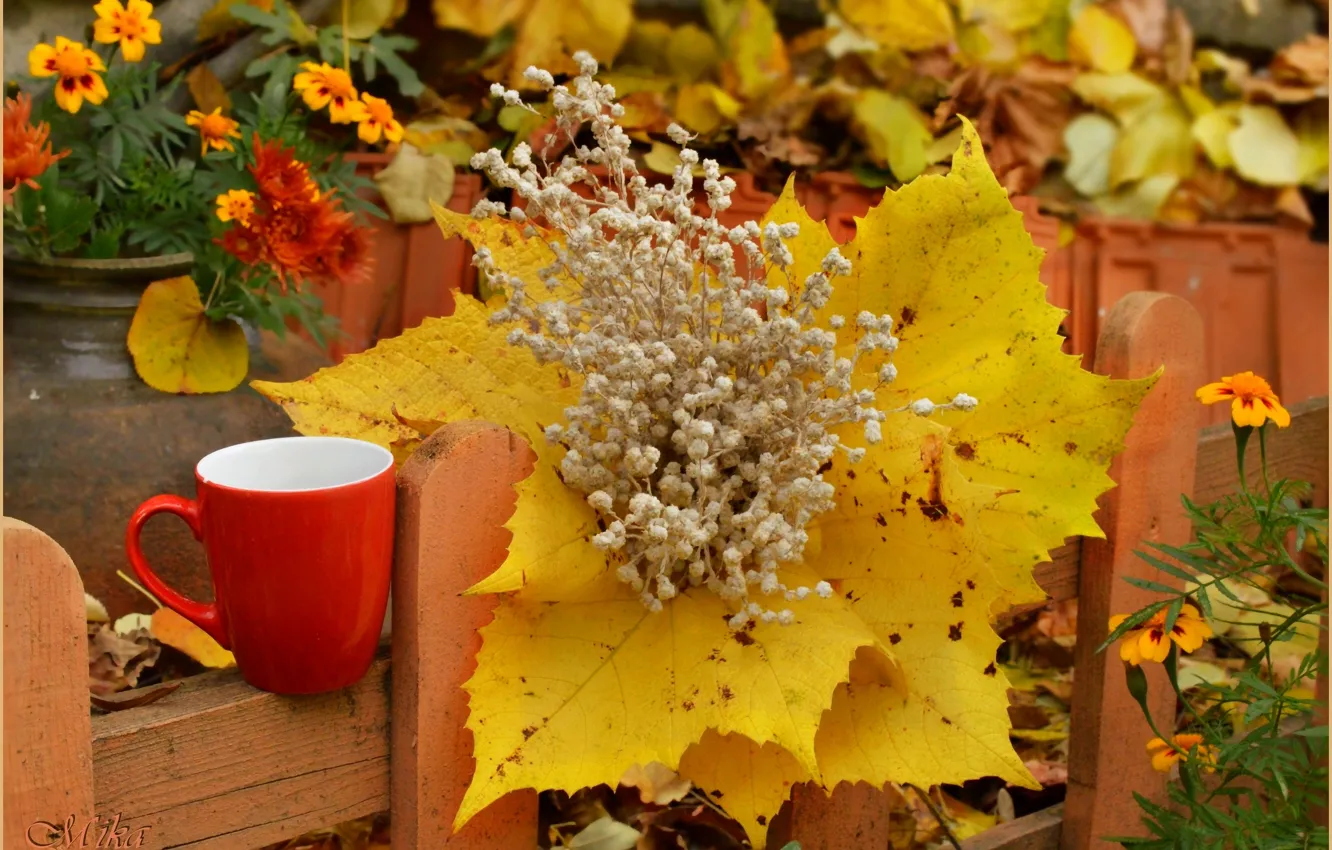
[196,436,394,493]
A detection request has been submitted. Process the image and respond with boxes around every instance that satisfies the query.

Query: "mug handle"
[126,495,230,649]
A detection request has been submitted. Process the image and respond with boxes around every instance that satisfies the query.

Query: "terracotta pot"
[1069,217,1329,425]
[304,153,486,360]
[3,253,331,618]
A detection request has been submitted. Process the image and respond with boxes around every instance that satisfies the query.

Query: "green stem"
[1258,424,1272,497]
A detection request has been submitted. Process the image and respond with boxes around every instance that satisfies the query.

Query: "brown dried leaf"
[88,625,160,697]
[619,762,693,806]
[91,681,181,712]
[1271,35,1330,88]
[1107,0,1168,55]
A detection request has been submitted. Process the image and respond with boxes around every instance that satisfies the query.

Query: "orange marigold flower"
[28,37,108,114]
[1196,372,1291,428]
[292,62,368,124]
[186,108,242,156]
[1146,734,1218,773]
[1108,604,1212,666]
[92,0,162,63]
[3,93,69,204]
[216,189,255,225]
[356,93,403,145]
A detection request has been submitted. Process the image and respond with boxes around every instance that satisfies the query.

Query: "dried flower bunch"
[467,54,978,624]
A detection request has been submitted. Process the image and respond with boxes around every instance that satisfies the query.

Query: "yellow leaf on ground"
[718,0,790,100]
[667,23,722,83]
[128,277,249,395]
[1294,100,1329,188]
[431,0,527,37]
[151,607,236,668]
[373,144,456,224]
[510,0,633,87]
[674,83,741,136]
[964,0,1053,32]
[1072,72,1168,125]
[1229,104,1301,186]
[86,593,110,623]
[338,0,405,38]
[1108,95,1194,187]
[186,64,231,114]
[619,761,693,805]
[1068,6,1137,72]
[852,90,931,182]
[1064,112,1120,196]
[1192,104,1241,169]
[839,0,956,51]
[197,0,275,40]
[1094,173,1181,219]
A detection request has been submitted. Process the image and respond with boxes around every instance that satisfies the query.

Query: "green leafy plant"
[1102,373,1328,849]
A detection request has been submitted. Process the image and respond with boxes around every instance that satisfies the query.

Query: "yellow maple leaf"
[127,277,249,394]
[716,0,790,101]
[254,120,1153,848]
[839,0,956,51]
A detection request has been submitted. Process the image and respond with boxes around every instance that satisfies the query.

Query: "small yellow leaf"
[1294,100,1329,188]
[619,761,693,805]
[86,593,110,623]
[1072,72,1167,124]
[1177,84,1215,118]
[1094,173,1180,219]
[1229,104,1302,186]
[666,23,722,83]
[568,817,640,850]
[431,0,527,37]
[674,83,741,136]
[186,64,231,115]
[197,0,275,41]
[509,0,633,87]
[839,0,956,51]
[114,612,154,635]
[679,732,809,847]
[1064,112,1120,196]
[852,89,931,182]
[1192,104,1241,169]
[340,0,404,39]
[1068,6,1137,73]
[151,607,236,668]
[719,0,790,100]
[128,277,249,395]
[1109,96,1194,187]
[373,144,457,224]
[964,0,1053,32]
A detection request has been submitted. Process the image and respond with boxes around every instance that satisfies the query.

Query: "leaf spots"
[710,790,724,799]
[948,622,964,641]
[818,461,833,474]
[941,716,953,726]
[875,513,888,527]
[999,431,1031,448]
[900,491,911,505]
[720,685,735,703]
[950,590,964,608]
[983,662,997,677]
[954,441,976,460]
[522,725,538,740]
[897,306,917,332]
[682,700,695,712]
[878,469,889,484]
[847,469,856,480]
[757,815,768,826]
[966,580,976,590]
[734,630,756,647]
[917,497,949,521]
[889,632,902,645]
[1064,441,1078,455]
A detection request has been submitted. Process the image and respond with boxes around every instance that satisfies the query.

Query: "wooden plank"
[962,804,1064,850]
[392,422,541,849]
[4,518,96,849]
[1064,292,1206,850]
[91,650,391,849]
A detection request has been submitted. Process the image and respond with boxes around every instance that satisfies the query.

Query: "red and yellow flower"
[92,0,162,63]
[1196,372,1291,428]
[292,62,368,124]
[28,37,108,114]
[186,108,242,156]
[215,190,255,226]
[356,93,403,145]
[1109,603,1213,665]
[3,93,69,204]
[1146,734,1219,773]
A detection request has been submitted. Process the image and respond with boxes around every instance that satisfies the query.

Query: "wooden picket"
[4,292,1327,850]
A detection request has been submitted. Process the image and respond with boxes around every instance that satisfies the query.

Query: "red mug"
[127,436,395,694]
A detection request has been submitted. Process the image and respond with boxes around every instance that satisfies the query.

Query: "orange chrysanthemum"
[3,93,69,204]
[1196,372,1291,428]
[28,37,108,114]
[219,135,372,292]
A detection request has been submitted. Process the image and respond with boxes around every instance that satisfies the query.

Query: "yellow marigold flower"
[1146,734,1218,773]
[92,0,162,63]
[356,93,403,145]
[1109,603,1213,665]
[215,189,254,225]
[1196,371,1291,428]
[292,62,368,124]
[186,108,242,155]
[28,37,108,114]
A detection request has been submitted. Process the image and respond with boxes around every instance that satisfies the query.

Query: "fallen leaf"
[151,607,236,669]
[91,681,180,712]
[186,64,231,115]
[667,23,723,83]
[717,0,790,101]
[1068,5,1137,73]
[853,89,931,181]
[964,0,1055,32]
[839,0,956,51]
[941,792,997,839]
[1229,104,1302,186]
[1023,757,1068,786]
[340,0,406,39]
[1107,0,1167,54]
[197,0,275,41]
[674,83,741,136]
[1192,104,1241,169]
[114,612,154,635]
[86,593,109,623]
[127,277,249,395]
[1177,657,1234,691]
[1064,112,1119,196]
[1294,100,1330,188]
[431,0,527,38]
[88,625,160,696]
[374,143,457,224]
[620,761,694,805]
[1095,173,1180,218]
[1271,34,1330,88]
[568,815,646,850]
[1109,94,1193,188]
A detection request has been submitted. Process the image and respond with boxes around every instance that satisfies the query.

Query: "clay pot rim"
[4,250,195,279]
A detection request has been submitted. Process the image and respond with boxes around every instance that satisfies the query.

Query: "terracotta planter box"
[307,153,485,360]
[1069,218,1328,426]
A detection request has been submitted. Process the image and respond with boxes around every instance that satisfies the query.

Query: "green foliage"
[1106,420,1328,850]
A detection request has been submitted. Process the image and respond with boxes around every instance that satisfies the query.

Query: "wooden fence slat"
[962,803,1065,850]
[4,518,96,849]
[391,421,541,850]
[92,653,390,849]
[1064,292,1206,850]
